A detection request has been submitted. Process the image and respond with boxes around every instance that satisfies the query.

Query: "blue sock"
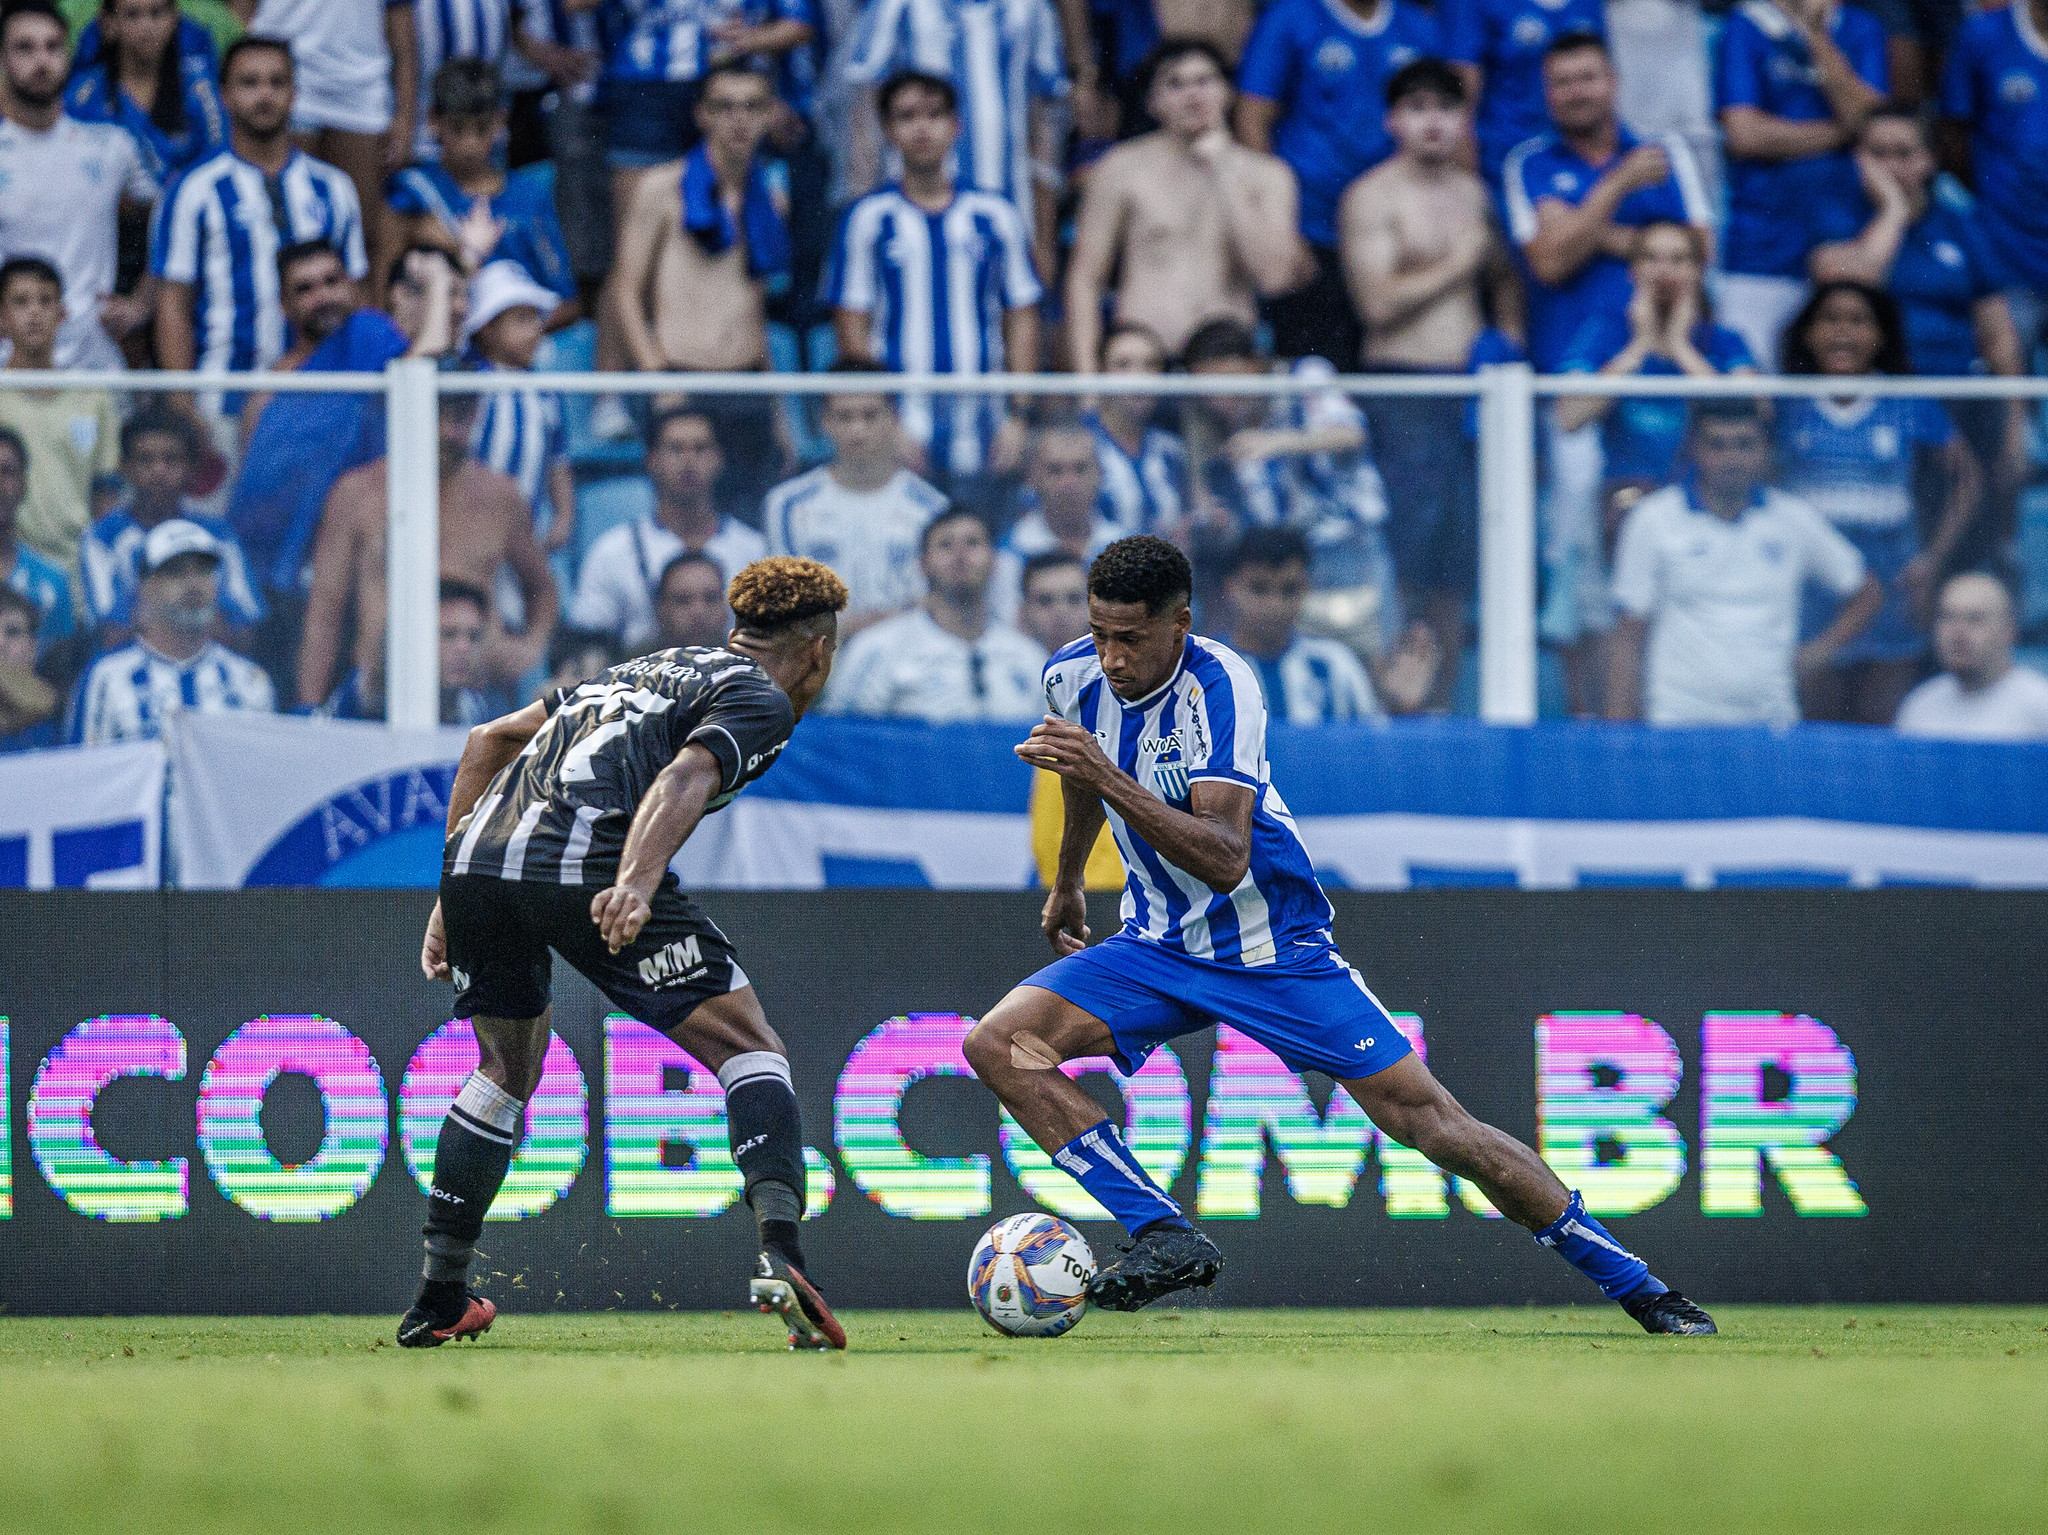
[1535,1191,1667,1301]
[1053,1120,1190,1238]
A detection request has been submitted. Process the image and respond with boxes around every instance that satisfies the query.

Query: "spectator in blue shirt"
[1779,279,1982,723]
[1503,33,1713,374]
[1556,218,1756,522]
[81,405,265,643]
[1233,0,1440,365]
[1937,0,2048,366]
[1440,0,1605,181]
[387,59,578,313]
[63,0,227,184]
[0,584,57,751]
[1811,106,2028,556]
[1715,0,1888,371]
[1503,32,1711,697]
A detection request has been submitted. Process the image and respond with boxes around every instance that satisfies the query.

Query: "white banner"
[0,740,163,888]
[168,712,470,888]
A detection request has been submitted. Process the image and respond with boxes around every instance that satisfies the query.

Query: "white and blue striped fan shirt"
[414,0,512,156]
[1083,411,1189,535]
[821,185,1041,476]
[519,0,607,101]
[1042,633,1335,967]
[69,639,275,745]
[471,365,566,533]
[843,0,1067,227]
[150,149,369,379]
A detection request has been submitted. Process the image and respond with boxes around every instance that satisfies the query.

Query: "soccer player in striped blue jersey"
[823,70,1042,485]
[964,537,1718,1333]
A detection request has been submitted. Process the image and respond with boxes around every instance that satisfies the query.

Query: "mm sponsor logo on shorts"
[639,935,704,988]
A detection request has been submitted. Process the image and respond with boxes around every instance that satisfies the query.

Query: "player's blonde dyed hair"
[728,556,850,637]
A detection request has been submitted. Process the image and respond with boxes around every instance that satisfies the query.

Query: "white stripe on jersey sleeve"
[1186,639,1267,787]
[1500,136,1545,245]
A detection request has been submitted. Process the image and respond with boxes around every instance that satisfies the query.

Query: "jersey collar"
[1318,0,1395,39]
[2015,0,2048,63]
[1680,473,1768,521]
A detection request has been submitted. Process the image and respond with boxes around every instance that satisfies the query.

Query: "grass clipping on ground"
[0,1307,2041,1534]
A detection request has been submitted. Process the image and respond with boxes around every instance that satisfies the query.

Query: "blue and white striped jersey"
[518,0,611,102]
[68,639,275,745]
[821,184,1041,476]
[1082,411,1188,535]
[80,504,268,630]
[150,149,370,380]
[1043,632,1335,967]
[842,0,1067,226]
[603,0,817,84]
[764,464,947,615]
[469,362,567,531]
[1241,633,1381,724]
[413,0,512,157]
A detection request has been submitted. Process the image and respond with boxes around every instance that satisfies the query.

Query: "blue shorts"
[1023,934,1415,1081]
[606,78,703,168]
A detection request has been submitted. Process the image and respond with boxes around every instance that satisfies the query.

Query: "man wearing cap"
[465,260,574,559]
[68,519,276,745]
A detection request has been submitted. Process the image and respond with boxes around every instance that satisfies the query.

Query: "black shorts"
[440,872,747,1033]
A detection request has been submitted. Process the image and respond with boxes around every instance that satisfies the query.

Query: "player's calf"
[397,1065,525,1345]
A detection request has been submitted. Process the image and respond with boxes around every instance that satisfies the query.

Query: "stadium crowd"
[1,0,2047,754]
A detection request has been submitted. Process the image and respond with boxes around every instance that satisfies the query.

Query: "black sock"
[420,1071,521,1289]
[719,1052,808,1260]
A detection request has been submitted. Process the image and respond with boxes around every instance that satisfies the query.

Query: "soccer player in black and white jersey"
[402,557,852,1351]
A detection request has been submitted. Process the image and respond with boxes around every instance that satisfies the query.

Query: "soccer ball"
[967,1213,1095,1338]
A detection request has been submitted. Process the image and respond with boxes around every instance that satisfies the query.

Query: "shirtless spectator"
[613,60,784,377]
[1340,59,1520,708]
[612,61,790,516]
[1065,38,1310,372]
[298,391,557,710]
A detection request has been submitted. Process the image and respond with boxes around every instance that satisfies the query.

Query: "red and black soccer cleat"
[751,1250,847,1351]
[396,1288,498,1348]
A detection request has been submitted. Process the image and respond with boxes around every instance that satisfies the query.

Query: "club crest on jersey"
[638,935,704,988]
[1141,729,1190,801]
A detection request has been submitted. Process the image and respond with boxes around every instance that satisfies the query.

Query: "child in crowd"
[387,59,577,312]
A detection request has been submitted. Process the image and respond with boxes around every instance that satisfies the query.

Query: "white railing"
[16,363,2043,731]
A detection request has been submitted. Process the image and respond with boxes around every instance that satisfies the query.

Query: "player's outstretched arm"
[592,742,726,952]
[1018,717,1252,893]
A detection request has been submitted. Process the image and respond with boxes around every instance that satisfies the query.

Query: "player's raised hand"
[1015,716,1113,789]
[1041,884,1091,955]
[420,899,450,981]
[591,884,653,954]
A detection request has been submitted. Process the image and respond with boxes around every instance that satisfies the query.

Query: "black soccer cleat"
[751,1250,847,1351]
[1623,1288,1718,1336]
[1086,1224,1224,1312]
[397,1287,498,1348]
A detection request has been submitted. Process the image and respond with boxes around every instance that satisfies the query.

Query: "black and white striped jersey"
[443,647,796,887]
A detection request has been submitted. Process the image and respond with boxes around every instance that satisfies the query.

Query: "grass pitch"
[0,1307,2041,1534]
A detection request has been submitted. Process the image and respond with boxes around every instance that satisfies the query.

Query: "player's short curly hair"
[728,556,849,637]
[1088,536,1192,616]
